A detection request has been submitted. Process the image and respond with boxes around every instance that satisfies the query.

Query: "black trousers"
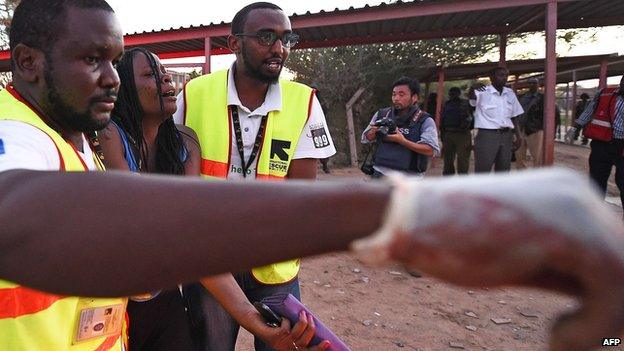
[588,139,624,205]
[127,289,196,351]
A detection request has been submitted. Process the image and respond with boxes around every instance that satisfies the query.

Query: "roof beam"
[296,26,508,49]
[124,25,230,46]
[290,0,577,29]
[154,48,231,59]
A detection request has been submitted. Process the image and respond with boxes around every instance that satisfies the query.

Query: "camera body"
[372,117,397,136]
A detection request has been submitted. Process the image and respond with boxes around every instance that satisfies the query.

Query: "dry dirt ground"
[236,142,623,351]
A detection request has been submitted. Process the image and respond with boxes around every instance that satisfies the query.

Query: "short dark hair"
[488,66,509,77]
[580,93,590,99]
[231,2,283,35]
[9,0,114,55]
[392,76,420,96]
[449,87,461,94]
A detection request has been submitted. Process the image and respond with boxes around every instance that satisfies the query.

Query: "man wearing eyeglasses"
[174,2,335,350]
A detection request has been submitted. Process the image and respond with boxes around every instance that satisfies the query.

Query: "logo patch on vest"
[310,125,330,149]
[270,139,291,173]
[270,139,291,161]
[0,139,4,155]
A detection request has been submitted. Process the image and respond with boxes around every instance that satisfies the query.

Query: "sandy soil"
[235,142,623,351]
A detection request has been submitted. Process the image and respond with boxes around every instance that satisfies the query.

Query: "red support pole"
[499,34,507,67]
[572,70,578,123]
[599,59,608,89]
[424,82,431,112]
[435,69,445,129]
[512,74,520,93]
[543,1,557,165]
[203,37,212,75]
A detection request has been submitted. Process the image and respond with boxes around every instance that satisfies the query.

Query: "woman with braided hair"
[100,47,199,176]
[99,48,325,351]
[98,46,199,351]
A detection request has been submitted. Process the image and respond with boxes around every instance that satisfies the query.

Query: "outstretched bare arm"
[0,169,389,296]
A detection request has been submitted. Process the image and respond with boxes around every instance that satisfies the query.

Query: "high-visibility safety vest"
[184,69,314,284]
[0,87,127,351]
[584,88,620,142]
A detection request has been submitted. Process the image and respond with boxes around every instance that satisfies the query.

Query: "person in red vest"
[566,75,624,205]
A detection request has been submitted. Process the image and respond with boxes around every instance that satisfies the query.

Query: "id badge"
[73,298,126,344]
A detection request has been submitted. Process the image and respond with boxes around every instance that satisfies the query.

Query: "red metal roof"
[421,54,624,83]
[0,0,623,71]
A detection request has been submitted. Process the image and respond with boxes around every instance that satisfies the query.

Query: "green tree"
[187,69,202,80]
[0,0,19,48]
[286,36,502,166]
[0,0,19,87]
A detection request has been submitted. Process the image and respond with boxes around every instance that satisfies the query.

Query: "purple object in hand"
[261,293,351,351]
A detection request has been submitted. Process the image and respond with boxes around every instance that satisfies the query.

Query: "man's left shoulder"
[503,86,516,95]
[415,110,433,122]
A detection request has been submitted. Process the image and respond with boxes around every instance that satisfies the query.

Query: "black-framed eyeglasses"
[235,31,300,48]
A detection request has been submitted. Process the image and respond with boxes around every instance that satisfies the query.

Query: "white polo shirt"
[0,120,97,172]
[173,67,336,181]
[470,85,524,129]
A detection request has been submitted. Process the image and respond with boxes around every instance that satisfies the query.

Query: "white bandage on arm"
[351,173,419,265]
[350,168,618,272]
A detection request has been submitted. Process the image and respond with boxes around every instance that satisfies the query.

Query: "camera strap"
[230,106,268,178]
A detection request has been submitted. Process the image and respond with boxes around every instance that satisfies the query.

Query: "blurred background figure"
[440,87,473,175]
[575,93,591,145]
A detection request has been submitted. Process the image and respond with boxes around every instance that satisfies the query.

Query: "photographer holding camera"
[361,77,440,178]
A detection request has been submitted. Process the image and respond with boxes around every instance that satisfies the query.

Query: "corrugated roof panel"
[557,1,587,18]
[1,0,623,71]
[332,25,348,40]
[377,17,392,35]
[428,13,450,31]
[319,25,336,41]
[355,22,369,37]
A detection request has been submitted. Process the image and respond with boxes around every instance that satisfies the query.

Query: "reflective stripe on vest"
[184,69,312,284]
[0,88,125,351]
[584,88,619,142]
[590,119,612,128]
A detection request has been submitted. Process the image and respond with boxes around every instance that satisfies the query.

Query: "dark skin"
[0,169,389,296]
[12,6,123,150]
[227,8,317,179]
[527,81,538,94]
[469,69,522,150]
[448,89,461,101]
[100,53,201,174]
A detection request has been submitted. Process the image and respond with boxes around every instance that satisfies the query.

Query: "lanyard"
[66,135,105,171]
[87,132,106,171]
[230,106,268,178]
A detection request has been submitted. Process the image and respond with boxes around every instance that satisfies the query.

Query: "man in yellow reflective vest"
[0,0,126,350]
[173,3,336,350]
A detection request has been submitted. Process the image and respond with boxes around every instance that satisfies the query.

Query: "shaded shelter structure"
[0,0,622,164]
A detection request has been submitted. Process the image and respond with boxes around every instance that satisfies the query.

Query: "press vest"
[584,88,620,141]
[0,87,126,351]
[374,107,431,173]
[184,69,313,284]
